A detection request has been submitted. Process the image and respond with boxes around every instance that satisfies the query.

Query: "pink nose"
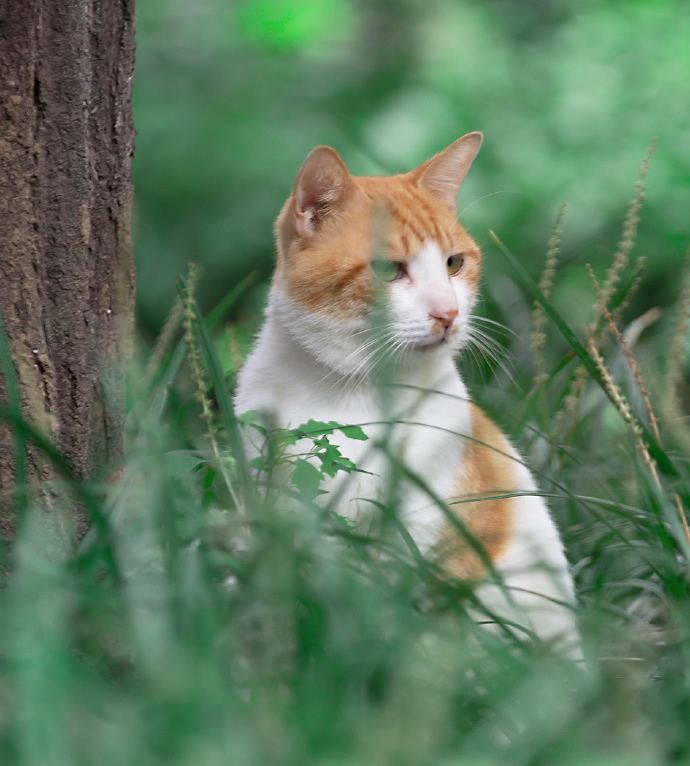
[430,307,458,329]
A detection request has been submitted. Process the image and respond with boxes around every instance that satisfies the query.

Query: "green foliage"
[133,0,690,347]
[2,2,689,763]
[2,222,690,761]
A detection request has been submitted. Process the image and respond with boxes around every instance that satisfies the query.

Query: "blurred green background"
[5,6,690,764]
[132,0,690,346]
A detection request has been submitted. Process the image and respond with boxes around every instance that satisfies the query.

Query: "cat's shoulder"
[465,403,517,488]
[438,403,519,579]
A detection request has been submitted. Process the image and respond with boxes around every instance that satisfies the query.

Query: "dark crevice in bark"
[32,72,41,111]
[0,0,136,541]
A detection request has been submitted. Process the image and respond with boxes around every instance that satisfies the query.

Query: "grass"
[1,194,690,766]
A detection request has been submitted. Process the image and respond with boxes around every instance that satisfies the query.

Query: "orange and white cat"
[235,132,579,654]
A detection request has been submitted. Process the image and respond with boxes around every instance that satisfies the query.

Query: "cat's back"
[439,404,577,649]
[438,405,513,576]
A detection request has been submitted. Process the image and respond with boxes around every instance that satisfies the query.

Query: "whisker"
[458,190,516,217]
[466,331,517,386]
[470,314,517,339]
[319,333,395,396]
[461,339,488,386]
[341,333,397,396]
[467,330,505,360]
[468,328,509,360]
[468,322,507,348]
[348,321,398,339]
[351,335,409,400]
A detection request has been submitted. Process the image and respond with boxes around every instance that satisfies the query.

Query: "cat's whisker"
[458,189,515,217]
[461,337,489,386]
[337,335,397,400]
[348,321,399,339]
[365,335,402,376]
[347,351,379,401]
[347,347,379,386]
[470,314,517,339]
[466,330,517,386]
[470,335,512,372]
[469,324,505,353]
[466,327,501,356]
[319,324,400,389]
[468,329,508,362]
[349,335,408,400]
[319,332,394,394]
[377,337,407,371]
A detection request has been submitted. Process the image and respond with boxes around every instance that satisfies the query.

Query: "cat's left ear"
[292,146,354,238]
[410,132,483,208]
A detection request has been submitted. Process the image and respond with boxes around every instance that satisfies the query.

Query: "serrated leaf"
[279,429,299,446]
[291,459,326,501]
[296,419,368,442]
[332,456,358,473]
[296,419,336,436]
[316,441,344,477]
[337,424,368,441]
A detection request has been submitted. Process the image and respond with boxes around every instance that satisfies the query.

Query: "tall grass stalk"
[0,204,688,766]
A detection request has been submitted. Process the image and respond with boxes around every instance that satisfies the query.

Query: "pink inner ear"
[294,146,353,234]
[415,132,483,208]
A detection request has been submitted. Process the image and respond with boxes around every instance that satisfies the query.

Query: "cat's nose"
[430,307,458,329]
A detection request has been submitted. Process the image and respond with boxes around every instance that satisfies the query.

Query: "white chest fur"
[235,305,473,553]
[235,299,580,657]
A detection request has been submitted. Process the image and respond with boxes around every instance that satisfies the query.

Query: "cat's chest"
[278,376,471,544]
[277,375,468,463]
[235,325,472,550]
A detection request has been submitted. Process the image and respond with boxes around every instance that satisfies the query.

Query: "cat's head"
[270,132,483,378]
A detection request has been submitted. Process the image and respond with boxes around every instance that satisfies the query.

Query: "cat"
[235,132,579,655]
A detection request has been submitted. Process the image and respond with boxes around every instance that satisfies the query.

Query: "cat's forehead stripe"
[383,188,451,255]
[390,205,426,248]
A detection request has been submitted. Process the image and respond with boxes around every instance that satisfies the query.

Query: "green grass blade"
[0,315,27,527]
[187,296,254,505]
[143,274,258,427]
[491,231,679,482]
[0,404,121,581]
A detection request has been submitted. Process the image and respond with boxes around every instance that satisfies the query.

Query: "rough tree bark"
[0,1,136,541]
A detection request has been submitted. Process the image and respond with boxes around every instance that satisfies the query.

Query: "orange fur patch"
[274,173,480,319]
[438,404,515,581]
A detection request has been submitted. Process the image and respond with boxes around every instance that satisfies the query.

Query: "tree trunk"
[0,1,136,541]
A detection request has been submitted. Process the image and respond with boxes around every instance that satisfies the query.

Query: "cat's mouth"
[410,333,452,351]
[418,323,460,348]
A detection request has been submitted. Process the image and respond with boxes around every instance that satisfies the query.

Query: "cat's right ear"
[292,146,354,238]
[410,132,483,209]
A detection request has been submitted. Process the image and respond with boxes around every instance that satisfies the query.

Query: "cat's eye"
[446,254,464,276]
[371,260,403,282]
